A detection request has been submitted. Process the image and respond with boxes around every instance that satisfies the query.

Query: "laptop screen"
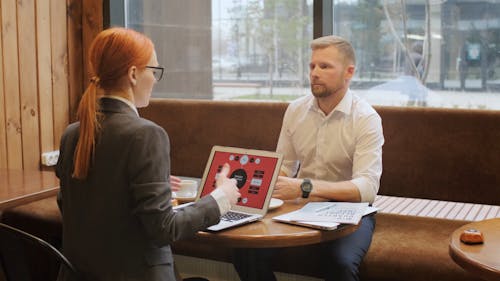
[199,149,280,209]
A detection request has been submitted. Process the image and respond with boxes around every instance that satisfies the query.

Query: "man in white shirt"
[233,35,384,281]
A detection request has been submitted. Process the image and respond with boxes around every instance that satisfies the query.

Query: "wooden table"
[0,169,59,211]
[188,199,360,248]
[449,218,500,281]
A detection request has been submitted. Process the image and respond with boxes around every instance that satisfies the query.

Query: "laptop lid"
[196,145,283,216]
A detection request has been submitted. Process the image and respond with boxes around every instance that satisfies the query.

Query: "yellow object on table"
[171,198,179,207]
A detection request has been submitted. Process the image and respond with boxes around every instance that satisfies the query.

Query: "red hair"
[72,27,154,179]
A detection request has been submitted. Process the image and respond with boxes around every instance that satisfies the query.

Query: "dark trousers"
[233,215,376,281]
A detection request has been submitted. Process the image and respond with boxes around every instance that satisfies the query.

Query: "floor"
[175,255,321,281]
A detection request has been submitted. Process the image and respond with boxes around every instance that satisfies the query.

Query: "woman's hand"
[216,163,240,205]
[170,175,182,192]
[272,176,301,200]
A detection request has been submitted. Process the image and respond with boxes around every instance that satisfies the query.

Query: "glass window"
[212,0,313,101]
[111,0,500,109]
[329,0,500,109]
[114,0,313,101]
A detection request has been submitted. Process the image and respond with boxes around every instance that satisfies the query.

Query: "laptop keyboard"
[221,211,252,222]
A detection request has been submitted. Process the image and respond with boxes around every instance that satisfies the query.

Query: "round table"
[449,218,500,281]
[186,199,360,248]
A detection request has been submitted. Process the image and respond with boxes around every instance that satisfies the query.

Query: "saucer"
[268,198,284,210]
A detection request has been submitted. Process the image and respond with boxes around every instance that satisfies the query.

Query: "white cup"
[173,179,198,198]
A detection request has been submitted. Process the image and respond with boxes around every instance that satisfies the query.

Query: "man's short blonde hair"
[310,35,356,66]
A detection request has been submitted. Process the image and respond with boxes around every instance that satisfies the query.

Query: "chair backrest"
[0,223,79,281]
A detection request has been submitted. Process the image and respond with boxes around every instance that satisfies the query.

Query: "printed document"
[281,202,369,224]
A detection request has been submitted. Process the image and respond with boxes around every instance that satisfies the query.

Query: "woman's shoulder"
[131,117,169,139]
[61,122,80,138]
[136,117,166,132]
[110,114,165,133]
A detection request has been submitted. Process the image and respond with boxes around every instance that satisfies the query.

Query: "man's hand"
[272,176,302,200]
[215,163,240,205]
[170,175,182,192]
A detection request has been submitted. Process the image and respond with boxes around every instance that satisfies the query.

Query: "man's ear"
[128,66,138,86]
[345,64,355,80]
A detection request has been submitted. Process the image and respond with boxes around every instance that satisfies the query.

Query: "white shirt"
[276,90,384,203]
[102,96,232,214]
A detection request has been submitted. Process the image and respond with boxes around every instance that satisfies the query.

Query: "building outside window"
[111,0,500,110]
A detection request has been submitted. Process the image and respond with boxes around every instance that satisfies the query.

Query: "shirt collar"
[335,90,353,115]
[308,89,353,117]
[101,95,139,116]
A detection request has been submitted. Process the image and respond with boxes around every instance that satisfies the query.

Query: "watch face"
[301,181,313,192]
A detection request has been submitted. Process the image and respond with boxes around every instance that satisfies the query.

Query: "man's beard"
[311,84,332,98]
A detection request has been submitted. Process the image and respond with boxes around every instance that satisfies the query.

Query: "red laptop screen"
[200,151,279,209]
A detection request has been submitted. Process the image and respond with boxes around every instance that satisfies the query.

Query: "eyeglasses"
[145,66,164,82]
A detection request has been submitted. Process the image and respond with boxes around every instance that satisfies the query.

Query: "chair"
[0,223,79,281]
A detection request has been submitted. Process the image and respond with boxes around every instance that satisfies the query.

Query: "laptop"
[175,145,283,231]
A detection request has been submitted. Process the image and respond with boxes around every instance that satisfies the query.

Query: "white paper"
[285,202,369,224]
[273,211,340,230]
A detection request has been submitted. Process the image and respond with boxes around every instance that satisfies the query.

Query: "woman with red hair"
[56,27,240,281]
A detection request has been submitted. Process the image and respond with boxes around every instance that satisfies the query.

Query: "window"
[111,0,313,101]
[327,0,500,109]
[110,0,500,109]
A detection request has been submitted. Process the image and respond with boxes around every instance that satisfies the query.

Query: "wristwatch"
[300,178,313,198]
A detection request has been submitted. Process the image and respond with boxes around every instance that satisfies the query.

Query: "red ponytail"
[72,80,101,179]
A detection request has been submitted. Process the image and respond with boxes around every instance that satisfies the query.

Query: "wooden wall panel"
[0,0,102,170]
[0,0,7,169]
[18,0,40,170]
[67,0,84,123]
[1,0,22,169]
[82,0,103,86]
[36,0,55,158]
[50,0,69,150]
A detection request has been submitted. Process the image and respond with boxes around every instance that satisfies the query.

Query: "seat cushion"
[360,213,481,281]
[1,196,61,247]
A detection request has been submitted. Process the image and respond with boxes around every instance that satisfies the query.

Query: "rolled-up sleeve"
[350,113,384,203]
[276,106,300,177]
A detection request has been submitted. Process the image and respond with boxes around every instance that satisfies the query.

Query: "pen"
[315,205,334,213]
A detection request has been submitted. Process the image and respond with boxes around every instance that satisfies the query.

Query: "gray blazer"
[56,98,220,281]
